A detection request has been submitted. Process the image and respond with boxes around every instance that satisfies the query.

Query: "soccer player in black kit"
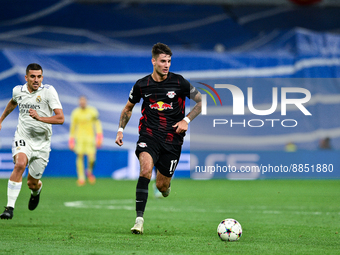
[115,43,202,234]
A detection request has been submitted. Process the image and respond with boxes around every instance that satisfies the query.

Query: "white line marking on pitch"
[63,200,340,215]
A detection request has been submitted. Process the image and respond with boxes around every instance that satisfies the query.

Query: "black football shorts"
[135,135,182,177]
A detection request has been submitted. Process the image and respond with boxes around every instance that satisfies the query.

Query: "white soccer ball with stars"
[217,218,242,241]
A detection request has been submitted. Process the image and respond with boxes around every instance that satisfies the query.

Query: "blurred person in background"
[69,96,103,186]
[319,137,332,150]
[285,142,297,152]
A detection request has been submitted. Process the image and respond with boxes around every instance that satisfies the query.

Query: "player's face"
[152,54,171,78]
[25,70,43,93]
[79,96,87,109]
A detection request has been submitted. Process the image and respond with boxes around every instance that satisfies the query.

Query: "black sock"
[136,176,150,218]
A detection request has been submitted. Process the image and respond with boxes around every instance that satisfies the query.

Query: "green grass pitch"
[0,178,339,254]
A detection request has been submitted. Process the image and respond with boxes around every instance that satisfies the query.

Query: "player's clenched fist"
[115,131,123,146]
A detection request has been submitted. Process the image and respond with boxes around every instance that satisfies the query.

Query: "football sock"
[136,176,150,218]
[87,154,95,175]
[76,155,85,181]
[7,180,22,208]
[31,180,42,196]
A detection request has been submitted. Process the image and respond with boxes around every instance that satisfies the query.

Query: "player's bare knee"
[13,162,26,173]
[139,171,151,179]
[139,166,152,179]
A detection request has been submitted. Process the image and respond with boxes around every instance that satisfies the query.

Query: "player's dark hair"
[26,63,43,75]
[152,43,172,59]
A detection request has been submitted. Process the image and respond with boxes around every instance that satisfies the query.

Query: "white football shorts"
[12,135,50,179]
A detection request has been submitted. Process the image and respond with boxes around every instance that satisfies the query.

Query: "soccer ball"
[217,218,242,241]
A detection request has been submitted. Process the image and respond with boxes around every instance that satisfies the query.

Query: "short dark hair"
[26,63,43,75]
[152,43,172,59]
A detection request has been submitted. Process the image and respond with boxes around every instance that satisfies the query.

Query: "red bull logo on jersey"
[149,101,173,111]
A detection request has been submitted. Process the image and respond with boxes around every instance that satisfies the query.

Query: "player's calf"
[156,181,171,197]
[161,184,171,197]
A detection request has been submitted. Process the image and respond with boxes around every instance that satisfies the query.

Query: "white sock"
[7,180,22,208]
[31,180,42,196]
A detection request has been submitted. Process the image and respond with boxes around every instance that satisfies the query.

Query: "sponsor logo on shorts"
[138,142,147,148]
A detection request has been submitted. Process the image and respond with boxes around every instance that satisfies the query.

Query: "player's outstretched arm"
[29,108,64,125]
[173,91,202,134]
[0,99,18,131]
[187,90,202,122]
[115,100,135,146]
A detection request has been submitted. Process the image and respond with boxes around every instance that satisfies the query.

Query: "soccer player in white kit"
[0,63,64,220]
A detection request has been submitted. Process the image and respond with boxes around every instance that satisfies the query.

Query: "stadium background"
[0,0,339,179]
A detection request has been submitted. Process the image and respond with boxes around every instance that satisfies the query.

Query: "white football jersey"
[12,83,62,150]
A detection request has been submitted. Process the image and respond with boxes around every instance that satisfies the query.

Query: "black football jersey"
[129,72,198,145]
